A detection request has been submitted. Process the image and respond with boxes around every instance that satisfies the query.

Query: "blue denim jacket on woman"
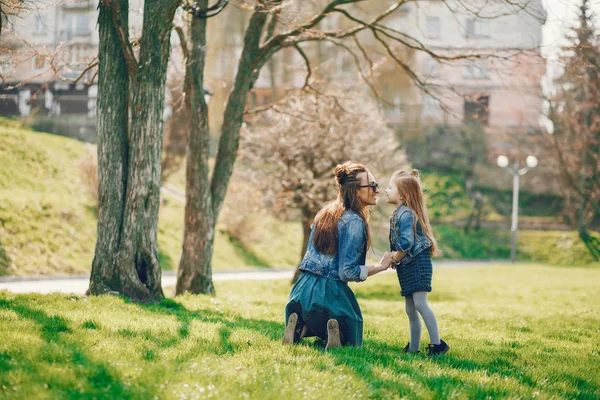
[390,204,432,267]
[299,210,369,282]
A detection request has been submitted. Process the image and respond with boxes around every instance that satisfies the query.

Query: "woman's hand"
[367,252,394,277]
[379,252,394,271]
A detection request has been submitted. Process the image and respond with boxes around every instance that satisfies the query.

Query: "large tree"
[546,0,600,260]
[88,0,180,302]
[175,0,547,294]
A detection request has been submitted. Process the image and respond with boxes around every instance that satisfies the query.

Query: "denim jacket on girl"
[299,210,369,282]
[390,204,432,267]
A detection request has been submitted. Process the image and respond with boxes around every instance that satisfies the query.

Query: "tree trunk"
[176,3,217,295]
[577,196,600,262]
[89,0,131,298]
[88,0,178,302]
[291,209,313,284]
[176,6,269,294]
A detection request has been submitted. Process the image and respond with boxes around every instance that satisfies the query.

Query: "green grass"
[0,118,96,276]
[0,118,302,276]
[1,117,596,276]
[434,225,600,266]
[157,198,303,271]
[0,264,599,399]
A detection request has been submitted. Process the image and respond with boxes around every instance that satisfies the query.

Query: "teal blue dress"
[285,211,369,347]
[285,271,363,346]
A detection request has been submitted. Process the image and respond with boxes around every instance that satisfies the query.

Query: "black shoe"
[427,339,450,357]
[402,342,420,354]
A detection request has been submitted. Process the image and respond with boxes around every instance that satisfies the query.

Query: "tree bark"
[176,3,217,295]
[176,5,269,295]
[291,209,313,284]
[89,0,131,298]
[89,0,178,302]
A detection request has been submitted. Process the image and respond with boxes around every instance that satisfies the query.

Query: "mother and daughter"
[283,161,450,356]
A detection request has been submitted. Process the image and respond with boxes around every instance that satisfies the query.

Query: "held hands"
[388,251,407,270]
[379,252,395,271]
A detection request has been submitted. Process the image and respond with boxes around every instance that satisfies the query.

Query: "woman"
[283,161,394,349]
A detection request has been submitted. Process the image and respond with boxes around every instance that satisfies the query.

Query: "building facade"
[1,0,548,166]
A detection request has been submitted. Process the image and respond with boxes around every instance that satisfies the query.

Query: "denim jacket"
[299,210,369,282]
[390,204,432,267]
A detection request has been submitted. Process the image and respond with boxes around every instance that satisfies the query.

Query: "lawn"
[1,264,598,399]
[0,118,302,276]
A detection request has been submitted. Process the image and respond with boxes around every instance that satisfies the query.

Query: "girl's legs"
[412,291,440,345]
[405,295,422,352]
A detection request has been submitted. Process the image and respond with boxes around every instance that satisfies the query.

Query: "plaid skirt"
[397,249,433,297]
[285,271,363,346]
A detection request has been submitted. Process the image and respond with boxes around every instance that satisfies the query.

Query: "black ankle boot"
[402,342,420,354]
[427,339,450,357]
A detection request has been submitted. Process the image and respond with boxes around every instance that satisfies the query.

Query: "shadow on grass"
[353,283,459,303]
[2,295,595,399]
[325,338,597,399]
[142,298,597,398]
[0,297,140,399]
[222,231,272,268]
[136,298,283,358]
[137,298,588,398]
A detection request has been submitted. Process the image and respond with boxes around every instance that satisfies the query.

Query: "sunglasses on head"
[359,181,379,191]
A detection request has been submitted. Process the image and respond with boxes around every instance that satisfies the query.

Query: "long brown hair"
[313,161,372,255]
[391,169,438,256]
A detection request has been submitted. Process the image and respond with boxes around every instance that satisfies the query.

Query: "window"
[465,19,490,38]
[464,60,489,80]
[425,58,440,78]
[336,50,352,79]
[74,15,90,36]
[464,94,489,125]
[425,17,440,39]
[33,55,47,71]
[422,94,442,120]
[34,15,48,34]
[69,45,85,65]
[66,14,91,39]
[390,95,403,116]
[0,59,15,75]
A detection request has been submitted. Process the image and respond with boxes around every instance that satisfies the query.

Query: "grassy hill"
[0,118,301,277]
[0,264,599,399]
[0,118,597,276]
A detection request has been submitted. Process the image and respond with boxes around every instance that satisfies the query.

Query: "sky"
[542,0,600,83]
[539,0,600,130]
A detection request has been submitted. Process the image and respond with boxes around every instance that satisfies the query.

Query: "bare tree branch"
[174,25,190,60]
[294,42,312,89]
[102,0,139,80]
[73,58,99,84]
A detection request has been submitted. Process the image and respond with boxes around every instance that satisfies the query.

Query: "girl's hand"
[393,250,406,263]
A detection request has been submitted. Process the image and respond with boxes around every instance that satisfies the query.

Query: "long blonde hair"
[391,169,438,256]
[313,161,371,255]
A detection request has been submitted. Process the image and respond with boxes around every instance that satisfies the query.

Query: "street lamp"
[496,155,538,263]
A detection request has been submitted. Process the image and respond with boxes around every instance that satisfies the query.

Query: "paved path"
[0,270,296,295]
[0,261,501,295]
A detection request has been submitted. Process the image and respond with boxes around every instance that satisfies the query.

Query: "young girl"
[385,169,450,356]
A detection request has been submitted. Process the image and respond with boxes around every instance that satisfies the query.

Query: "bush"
[434,224,600,265]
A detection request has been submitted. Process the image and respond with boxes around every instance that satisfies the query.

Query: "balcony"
[62,0,94,10]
